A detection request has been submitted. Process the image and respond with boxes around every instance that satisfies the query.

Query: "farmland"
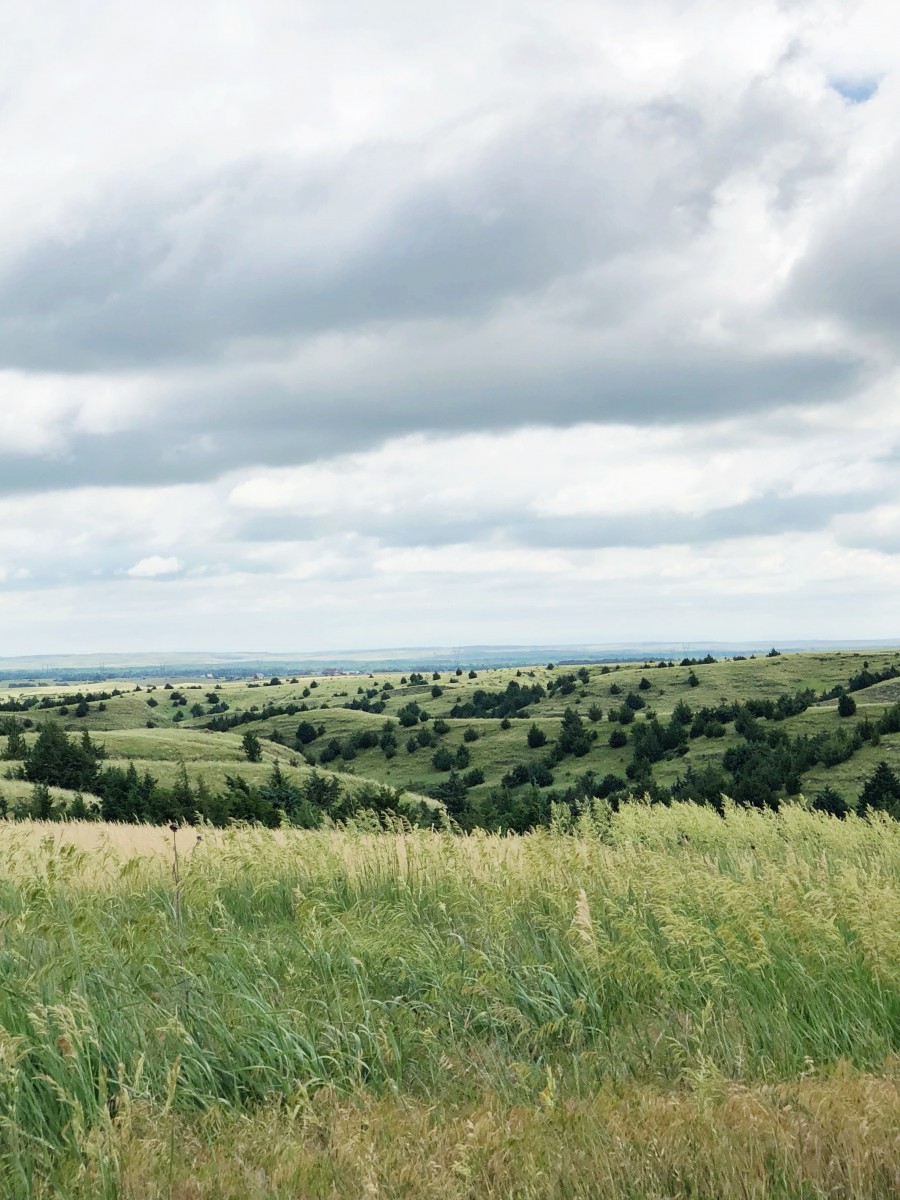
[0,808,897,1197]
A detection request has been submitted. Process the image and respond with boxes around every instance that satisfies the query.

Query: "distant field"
[0,807,897,1198]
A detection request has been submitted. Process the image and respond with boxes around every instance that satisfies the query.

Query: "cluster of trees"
[821,661,900,698]
[2,721,432,828]
[449,680,545,720]
[205,701,306,733]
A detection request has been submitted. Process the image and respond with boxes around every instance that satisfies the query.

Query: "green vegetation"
[1,650,900,1196]
[0,806,896,1196]
[4,649,900,830]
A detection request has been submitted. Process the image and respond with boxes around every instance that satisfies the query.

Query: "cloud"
[1,0,899,650]
[126,556,183,578]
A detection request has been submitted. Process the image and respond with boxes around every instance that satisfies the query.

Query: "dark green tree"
[527,723,547,749]
[858,761,900,818]
[241,731,263,762]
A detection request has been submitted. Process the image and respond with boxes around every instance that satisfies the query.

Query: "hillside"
[3,648,900,828]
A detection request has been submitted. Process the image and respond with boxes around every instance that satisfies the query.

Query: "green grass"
[0,806,897,1197]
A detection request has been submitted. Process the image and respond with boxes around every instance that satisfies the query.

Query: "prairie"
[0,806,897,1197]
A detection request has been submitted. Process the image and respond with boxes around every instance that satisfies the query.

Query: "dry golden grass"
[61,1071,900,1199]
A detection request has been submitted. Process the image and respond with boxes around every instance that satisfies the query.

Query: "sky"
[2,0,900,655]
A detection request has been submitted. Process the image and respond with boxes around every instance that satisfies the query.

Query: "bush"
[838,693,857,717]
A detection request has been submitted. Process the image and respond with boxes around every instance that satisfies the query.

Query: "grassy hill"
[4,648,900,826]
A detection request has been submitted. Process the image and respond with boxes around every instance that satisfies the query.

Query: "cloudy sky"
[2,0,899,655]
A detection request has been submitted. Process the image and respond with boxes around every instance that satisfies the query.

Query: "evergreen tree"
[241,731,263,762]
[858,761,900,818]
[557,708,591,757]
[812,785,849,818]
[527,723,547,748]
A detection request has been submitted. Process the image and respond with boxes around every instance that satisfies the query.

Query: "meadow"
[0,806,898,1197]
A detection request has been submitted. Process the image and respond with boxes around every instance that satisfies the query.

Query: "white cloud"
[126,556,183,578]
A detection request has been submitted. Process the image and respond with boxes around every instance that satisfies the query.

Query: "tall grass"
[0,804,898,1196]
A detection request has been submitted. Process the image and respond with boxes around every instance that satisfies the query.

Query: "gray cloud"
[0,104,702,371]
[232,487,881,552]
[0,345,865,496]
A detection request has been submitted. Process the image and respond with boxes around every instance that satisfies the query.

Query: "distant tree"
[858,760,900,818]
[837,693,857,717]
[432,746,454,772]
[499,717,512,730]
[557,708,591,757]
[241,731,263,763]
[687,671,700,688]
[587,703,603,723]
[468,670,477,679]
[527,723,547,749]
[4,726,27,761]
[812,785,849,818]
[295,721,319,745]
[29,781,54,820]
[576,667,590,684]
[431,685,443,698]
[638,677,652,691]
[190,704,204,718]
[463,725,479,742]
[608,728,628,749]
[671,700,693,725]
[766,647,781,657]
[25,722,101,792]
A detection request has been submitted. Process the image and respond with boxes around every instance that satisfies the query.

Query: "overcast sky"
[2,0,899,655]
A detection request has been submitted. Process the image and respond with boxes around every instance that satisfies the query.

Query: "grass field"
[0,806,897,1197]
